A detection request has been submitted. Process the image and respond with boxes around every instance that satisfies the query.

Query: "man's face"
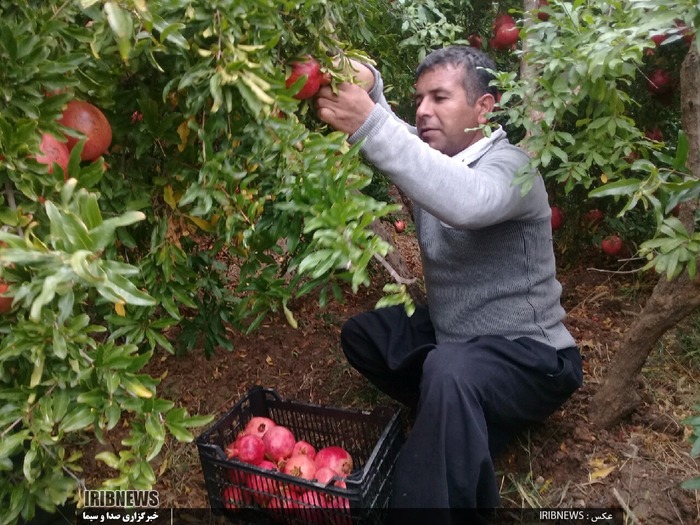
[414,65,492,157]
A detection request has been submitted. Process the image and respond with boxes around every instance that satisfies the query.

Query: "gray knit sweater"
[348,67,576,350]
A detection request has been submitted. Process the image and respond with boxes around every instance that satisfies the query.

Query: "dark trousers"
[340,305,583,510]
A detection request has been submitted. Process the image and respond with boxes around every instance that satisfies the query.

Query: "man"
[315,46,582,511]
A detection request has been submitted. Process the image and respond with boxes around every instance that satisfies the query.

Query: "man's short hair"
[416,45,498,105]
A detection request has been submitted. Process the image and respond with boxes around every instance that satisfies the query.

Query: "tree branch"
[373,253,417,285]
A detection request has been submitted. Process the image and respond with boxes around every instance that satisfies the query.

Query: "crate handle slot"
[250,385,283,403]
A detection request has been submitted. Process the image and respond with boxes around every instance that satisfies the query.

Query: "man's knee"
[421,343,473,389]
[420,342,493,397]
[340,317,364,361]
[340,315,387,377]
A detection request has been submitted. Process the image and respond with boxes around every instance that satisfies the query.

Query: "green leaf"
[52,391,70,422]
[674,130,689,171]
[164,421,194,442]
[145,413,165,441]
[61,405,94,432]
[97,273,156,306]
[70,250,103,285]
[121,375,154,399]
[104,1,133,60]
[30,270,71,321]
[106,403,121,430]
[298,249,335,275]
[77,389,108,408]
[154,20,189,49]
[182,414,215,428]
[589,178,642,198]
[236,80,263,116]
[29,354,44,388]
[240,71,275,106]
[81,194,104,230]
[282,302,298,329]
[0,430,29,460]
[60,178,79,205]
[95,451,120,469]
[90,212,146,252]
[681,477,700,490]
[23,446,36,483]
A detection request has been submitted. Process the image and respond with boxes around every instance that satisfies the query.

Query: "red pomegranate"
[286,56,323,100]
[467,34,483,49]
[245,459,278,505]
[583,209,604,227]
[0,282,13,315]
[265,484,301,519]
[262,425,296,463]
[314,466,347,489]
[490,23,520,50]
[650,33,667,46]
[244,416,277,439]
[314,446,353,477]
[550,206,565,231]
[237,434,266,465]
[36,133,70,176]
[298,490,329,525]
[493,13,516,31]
[58,100,112,161]
[292,440,316,459]
[601,235,623,256]
[646,68,674,96]
[221,486,251,509]
[227,433,266,465]
[283,454,317,481]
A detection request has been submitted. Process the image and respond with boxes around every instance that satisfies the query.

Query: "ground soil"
[84,193,700,524]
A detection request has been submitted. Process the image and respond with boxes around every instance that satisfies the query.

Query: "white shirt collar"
[454,126,506,165]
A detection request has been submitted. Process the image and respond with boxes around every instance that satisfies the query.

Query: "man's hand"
[340,59,375,91]
[315,82,375,136]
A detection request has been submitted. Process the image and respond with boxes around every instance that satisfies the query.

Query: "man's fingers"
[313,88,335,113]
[314,85,335,101]
[314,87,338,125]
[313,82,373,135]
[315,106,335,126]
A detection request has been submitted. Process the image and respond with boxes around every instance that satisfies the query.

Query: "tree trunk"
[590,46,700,429]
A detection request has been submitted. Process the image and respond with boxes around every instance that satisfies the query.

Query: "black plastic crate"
[196,386,404,524]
